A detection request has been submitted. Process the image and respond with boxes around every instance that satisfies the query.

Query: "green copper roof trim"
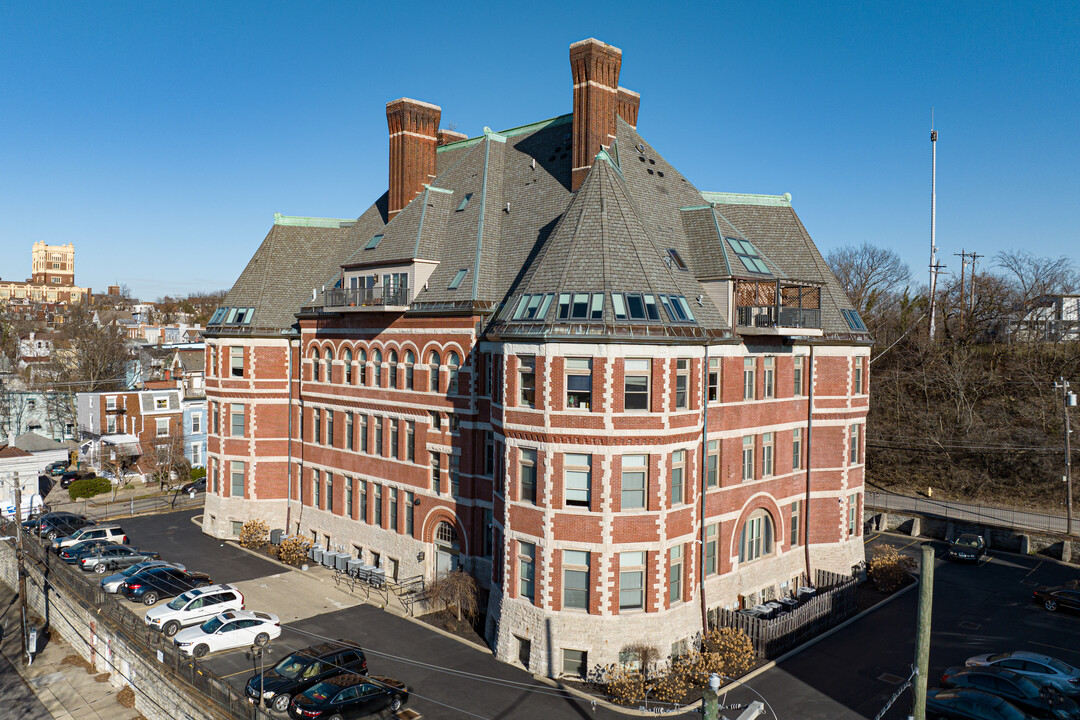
[678,205,713,211]
[425,185,455,195]
[435,114,573,153]
[483,127,507,143]
[595,147,624,181]
[413,188,430,258]
[700,191,793,208]
[471,136,492,299]
[708,208,734,277]
[273,213,355,228]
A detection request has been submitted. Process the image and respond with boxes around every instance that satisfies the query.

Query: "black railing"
[324,286,410,309]
[737,305,821,329]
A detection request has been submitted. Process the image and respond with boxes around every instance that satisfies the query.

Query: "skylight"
[364,234,384,250]
[209,307,255,326]
[512,293,554,321]
[727,237,771,275]
[667,248,688,271]
[611,293,661,321]
[557,293,604,321]
[841,309,867,331]
[448,269,468,290]
[456,194,473,212]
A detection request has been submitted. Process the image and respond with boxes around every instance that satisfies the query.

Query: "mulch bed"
[855,574,915,613]
[415,608,486,646]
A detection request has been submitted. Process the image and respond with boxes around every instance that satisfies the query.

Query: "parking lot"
[34,509,1080,719]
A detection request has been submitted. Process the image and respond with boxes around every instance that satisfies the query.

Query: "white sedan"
[173,610,281,658]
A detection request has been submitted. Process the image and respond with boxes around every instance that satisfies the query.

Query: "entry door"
[435,548,454,576]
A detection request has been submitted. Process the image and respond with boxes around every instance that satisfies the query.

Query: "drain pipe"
[286,337,296,532]
[803,344,815,584]
[699,344,711,635]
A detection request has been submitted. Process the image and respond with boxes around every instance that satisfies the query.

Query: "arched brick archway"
[729,493,785,552]
[421,507,469,556]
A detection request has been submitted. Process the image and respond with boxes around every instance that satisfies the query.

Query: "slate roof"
[13,432,66,453]
[214,107,868,344]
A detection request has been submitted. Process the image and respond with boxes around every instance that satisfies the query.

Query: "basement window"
[448,269,469,290]
[364,234,384,250]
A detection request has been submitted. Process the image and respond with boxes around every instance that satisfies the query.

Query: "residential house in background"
[76,388,192,477]
[203,39,872,674]
[183,398,206,469]
[1011,294,1080,342]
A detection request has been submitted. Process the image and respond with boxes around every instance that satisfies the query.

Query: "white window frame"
[742,435,755,481]
[743,357,755,400]
[763,357,775,398]
[619,551,645,610]
[564,453,591,508]
[563,550,590,610]
[565,357,592,410]
[670,449,686,505]
[191,412,202,434]
[620,454,647,509]
[674,358,690,409]
[518,355,536,408]
[624,358,651,412]
[762,432,774,477]
[156,418,169,437]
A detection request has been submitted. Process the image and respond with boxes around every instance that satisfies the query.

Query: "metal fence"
[4,517,271,720]
[709,569,858,659]
[865,491,1070,535]
[43,493,205,523]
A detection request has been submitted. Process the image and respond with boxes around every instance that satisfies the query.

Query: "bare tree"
[995,250,1078,315]
[43,389,77,440]
[49,305,130,392]
[426,569,479,622]
[0,386,31,437]
[141,424,190,491]
[826,242,912,321]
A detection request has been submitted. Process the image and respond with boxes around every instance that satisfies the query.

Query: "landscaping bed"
[416,608,486,646]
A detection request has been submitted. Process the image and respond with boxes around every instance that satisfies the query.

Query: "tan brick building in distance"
[1,241,91,304]
[203,38,872,674]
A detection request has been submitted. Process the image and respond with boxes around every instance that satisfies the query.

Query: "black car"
[120,566,212,605]
[927,687,1037,719]
[38,513,96,540]
[948,533,987,563]
[942,665,1080,719]
[288,674,407,720]
[1033,586,1080,614]
[180,478,206,494]
[58,539,114,564]
[246,640,368,712]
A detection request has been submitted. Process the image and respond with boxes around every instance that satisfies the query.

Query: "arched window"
[738,509,774,563]
[323,348,334,383]
[404,350,415,390]
[357,348,367,385]
[436,521,458,547]
[343,348,353,385]
[372,349,383,387]
[310,347,321,382]
[388,350,398,388]
[429,351,441,393]
[447,351,460,395]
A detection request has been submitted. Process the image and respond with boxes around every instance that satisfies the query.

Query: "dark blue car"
[120,566,212,605]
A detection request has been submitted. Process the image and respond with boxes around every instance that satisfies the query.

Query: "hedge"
[68,476,113,501]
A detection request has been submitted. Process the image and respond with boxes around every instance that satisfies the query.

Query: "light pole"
[253,643,272,708]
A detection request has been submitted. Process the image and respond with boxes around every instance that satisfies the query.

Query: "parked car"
[926,687,1036,719]
[288,674,408,719]
[1033,587,1080,614]
[968,652,1080,698]
[100,560,185,594]
[173,610,280,658]
[53,524,128,551]
[46,461,69,476]
[58,538,115,563]
[37,513,96,540]
[145,584,245,637]
[79,545,161,574]
[942,665,1080,719]
[948,533,988,563]
[120,566,212,605]
[179,478,206,494]
[245,640,369,712]
[58,471,90,489]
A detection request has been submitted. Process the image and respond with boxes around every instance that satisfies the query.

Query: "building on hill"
[0,242,91,305]
[202,38,872,674]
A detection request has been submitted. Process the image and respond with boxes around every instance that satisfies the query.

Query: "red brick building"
[203,39,871,674]
[76,388,185,475]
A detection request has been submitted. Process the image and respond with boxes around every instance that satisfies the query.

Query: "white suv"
[53,524,128,551]
[145,584,245,637]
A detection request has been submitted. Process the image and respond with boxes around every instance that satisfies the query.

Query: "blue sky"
[1,1,1077,302]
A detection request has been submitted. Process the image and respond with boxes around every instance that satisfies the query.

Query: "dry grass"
[116,686,136,708]
[60,654,93,673]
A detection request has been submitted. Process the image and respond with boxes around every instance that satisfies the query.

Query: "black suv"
[37,513,96,540]
[246,640,368,712]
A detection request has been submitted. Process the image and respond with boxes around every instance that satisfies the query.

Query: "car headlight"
[263,691,275,699]
[150,617,161,624]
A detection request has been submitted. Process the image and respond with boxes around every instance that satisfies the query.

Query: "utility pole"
[968,252,983,319]
[1057,378,1075,536]
[14,483,29,664]
[954,250,968,335]
[912,543,935,720]
[929,124,940,340]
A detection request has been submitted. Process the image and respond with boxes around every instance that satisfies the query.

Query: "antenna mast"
[929,114,940,340]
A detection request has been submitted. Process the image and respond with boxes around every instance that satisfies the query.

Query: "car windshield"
[1011,675,1041,696]
[954,536,980,547]
[122,563,152,577]
[200,616,225,634]
[273,654,311,680]
[994,698,1028,720]
[166,592,193,610]
[1047,657,1073,674]
[988,653,1012,663]
[305,682,334,703]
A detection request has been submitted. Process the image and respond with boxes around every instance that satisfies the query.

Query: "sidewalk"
[0,585,143,720]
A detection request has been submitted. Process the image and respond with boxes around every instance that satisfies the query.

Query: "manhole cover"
[959,621,981,631]
[878,673,904,684]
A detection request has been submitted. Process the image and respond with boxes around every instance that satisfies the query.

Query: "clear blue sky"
[2,1,1077,302]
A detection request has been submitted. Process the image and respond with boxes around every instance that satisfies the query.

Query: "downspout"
[803,344,815,584]
[285,337,295,532]
[699,343,710,635]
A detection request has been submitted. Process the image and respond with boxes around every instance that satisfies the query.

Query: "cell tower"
[928,118,940,340]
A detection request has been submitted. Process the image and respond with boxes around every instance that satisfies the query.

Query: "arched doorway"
[434,521,460,576]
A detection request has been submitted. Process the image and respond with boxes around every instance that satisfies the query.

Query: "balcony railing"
[737,306,822,329]
[324,286,410,309]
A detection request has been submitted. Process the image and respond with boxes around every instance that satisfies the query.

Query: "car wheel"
[47,531,57,541]
[389,696,403,712]
[143,592,158,606]
[94,564,107,575]
[163,621,181,638]
[194,582,209,589]
[193,644,209,659]
[254,632,270,647]
[1045,599,1059,612]
[327,714,343,720]
[271,694,291,713]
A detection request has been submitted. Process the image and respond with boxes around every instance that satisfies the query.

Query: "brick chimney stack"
[570,38,622,192]
[437,129,468,147]
[616,86,640,128]
[386,98,442,219]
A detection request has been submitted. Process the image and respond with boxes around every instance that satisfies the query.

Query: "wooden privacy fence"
[709,569,858,658]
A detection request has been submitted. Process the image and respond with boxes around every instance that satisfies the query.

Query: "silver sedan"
[100,560,186,592]
[967,650,1080,697]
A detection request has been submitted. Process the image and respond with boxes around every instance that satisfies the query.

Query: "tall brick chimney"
[570,39,622,192]
[386,98,441,219]
[616,86,640,128]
